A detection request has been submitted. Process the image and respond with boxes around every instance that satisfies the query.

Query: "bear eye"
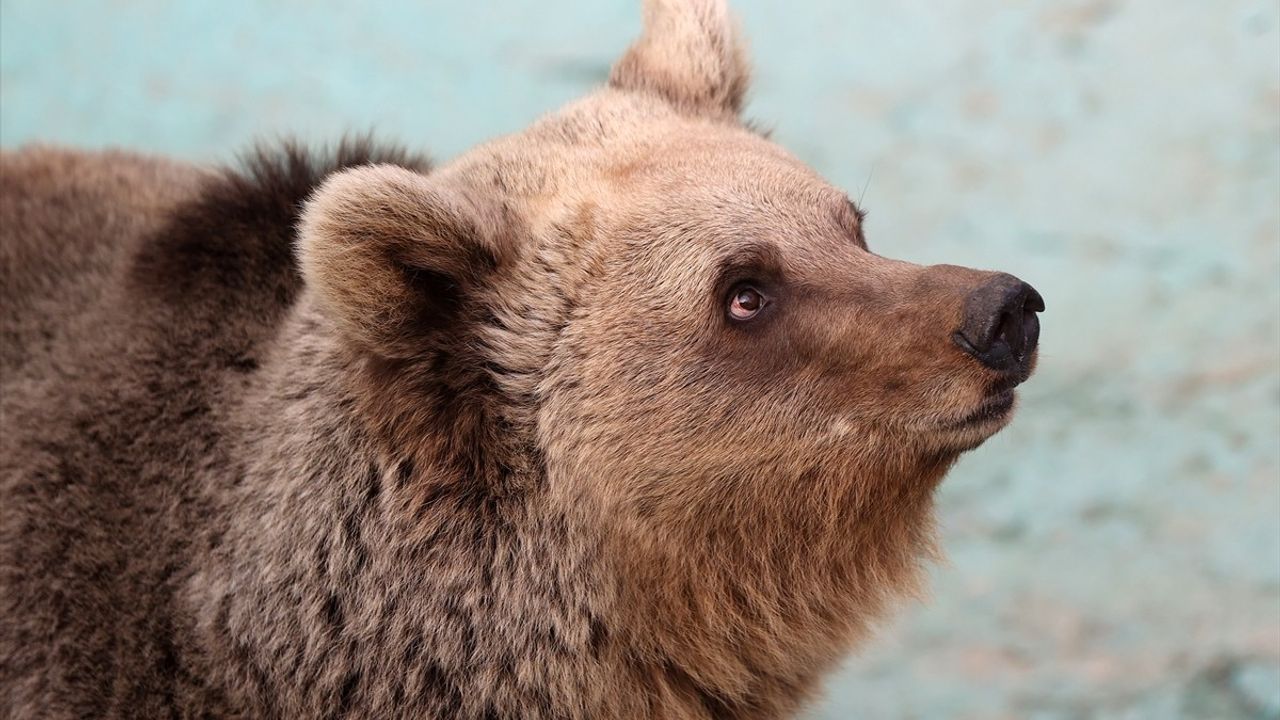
[728,285,768,321]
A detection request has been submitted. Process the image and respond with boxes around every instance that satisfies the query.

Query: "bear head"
[295,0,1043,679]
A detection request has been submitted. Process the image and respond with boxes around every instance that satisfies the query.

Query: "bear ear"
[298,165,511,359]
[609,0,751,117]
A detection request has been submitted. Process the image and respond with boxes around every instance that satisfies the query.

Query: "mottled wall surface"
[2,1,1277,717]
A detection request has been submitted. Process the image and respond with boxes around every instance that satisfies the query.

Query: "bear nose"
[953,274,1044,372]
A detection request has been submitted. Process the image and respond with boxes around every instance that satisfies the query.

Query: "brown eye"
[728,285,767,321]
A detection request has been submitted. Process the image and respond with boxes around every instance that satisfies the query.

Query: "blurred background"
[2,1,1278,717]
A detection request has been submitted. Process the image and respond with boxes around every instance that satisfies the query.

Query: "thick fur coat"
[0,1,1040,717]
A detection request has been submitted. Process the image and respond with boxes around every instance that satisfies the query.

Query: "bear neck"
[203,308,625,714]
[546,455,951,714]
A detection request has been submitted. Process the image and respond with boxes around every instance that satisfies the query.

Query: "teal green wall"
[3,1,1278,717]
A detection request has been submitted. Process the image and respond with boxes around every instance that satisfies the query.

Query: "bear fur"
[0,1,1038,718]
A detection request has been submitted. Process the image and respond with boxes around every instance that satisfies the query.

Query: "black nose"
[953,274,1044,372]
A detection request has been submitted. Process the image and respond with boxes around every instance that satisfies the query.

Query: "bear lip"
[942,389,1016,429]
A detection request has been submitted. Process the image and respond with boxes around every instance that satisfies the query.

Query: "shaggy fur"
[0,1,1039,718]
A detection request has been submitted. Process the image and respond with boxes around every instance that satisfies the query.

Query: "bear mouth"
[943,389,1016,429]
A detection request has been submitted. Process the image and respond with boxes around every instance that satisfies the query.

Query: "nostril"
[995,295,1043,360]
[1019,305,1041,360]
[996,309,1024,358]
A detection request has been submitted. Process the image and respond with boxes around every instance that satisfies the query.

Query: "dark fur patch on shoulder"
[129,137,432,313]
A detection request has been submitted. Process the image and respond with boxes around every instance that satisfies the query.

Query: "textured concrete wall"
[3,1,1278,717]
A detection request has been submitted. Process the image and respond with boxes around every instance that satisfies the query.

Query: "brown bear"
[0,0,1043,717]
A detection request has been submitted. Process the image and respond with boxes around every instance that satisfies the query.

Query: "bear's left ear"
[298,165,512,360]
[610,0,751,117]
